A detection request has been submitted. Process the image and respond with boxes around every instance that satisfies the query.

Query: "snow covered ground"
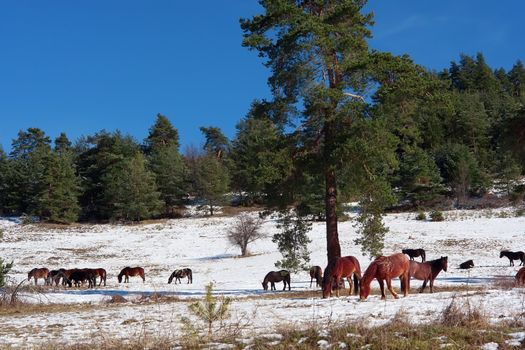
[1,208,525,347]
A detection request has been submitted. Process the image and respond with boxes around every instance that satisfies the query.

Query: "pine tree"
[241,1,398,261]
[8,128,52,215]
[37,134,80,223]
[193,155,229,216]
[145,114,186,216]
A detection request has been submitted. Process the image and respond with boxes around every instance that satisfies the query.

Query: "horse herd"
[27,266,193,288]
[26,248,525,299]
[264,248,525,300]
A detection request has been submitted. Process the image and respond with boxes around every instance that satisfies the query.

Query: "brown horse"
[118,267,145,283]
[516,266,525,285]
[309,266,323,288]
[92,268,107,286]
[322,256,361,298]
[168,268,193,284]
[28,267,49,285]
[262,270,290,291]
[404,256,448,293]
[359,253,410,300]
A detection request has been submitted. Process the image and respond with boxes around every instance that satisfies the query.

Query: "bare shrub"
[227,213,265,257]
[440,296,488,327]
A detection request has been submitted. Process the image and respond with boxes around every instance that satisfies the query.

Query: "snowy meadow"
[1,208,525,348]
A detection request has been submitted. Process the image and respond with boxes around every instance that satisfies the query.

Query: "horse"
[516,267,525,285]
[68,269,97,288]
[309,266,323,288]
[359,253,410,300]
[27,267,49,286]
[262,270,290,291]
[500,250,525,266]
[90,268,107,286]
[402,248,426,262]
[46,269,66,286]
[403,256,448,293]
[168,268,193,284]
[118,267,145,283]
[321,256,361,298]
[459,259,474,269]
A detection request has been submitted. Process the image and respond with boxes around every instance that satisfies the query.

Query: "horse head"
[117,273,123,283]
[441,256,448,272]
[262,281,268,290]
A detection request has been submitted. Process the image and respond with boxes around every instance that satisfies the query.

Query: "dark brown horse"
[309,266,323,288]
[262,270,290,291]
[359,253,410,300]
[500,250,525,266]
[28,267,49,285]
[47,269,66,286]
[404,256,448,293]
[168,268,193,284]
[516,266,525,285]
[118,267,145,283]
[68,269,97,288]
[402,248,426,262]
[459,259,474,269]
[322,256,361,298]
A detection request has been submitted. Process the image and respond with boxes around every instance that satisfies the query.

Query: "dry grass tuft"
[440,296,488,327]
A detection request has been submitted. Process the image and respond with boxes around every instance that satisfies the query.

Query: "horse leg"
[378,279,386,300]
[310,277,313,288]
[420,279,427,293]
[347,277,352,296]
[335,277,341,297]
[271,282,275,291]
[429,278,434,293]
[386,278,399,299]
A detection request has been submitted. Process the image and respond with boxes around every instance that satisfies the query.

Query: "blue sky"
[1,1,524,153]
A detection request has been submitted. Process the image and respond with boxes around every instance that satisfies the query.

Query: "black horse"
[459,259,474,269]
[168,268,193,284]
[500,250,525,266]
[262,270,291,291]
[402,248,426,262]
[68,269,97,288]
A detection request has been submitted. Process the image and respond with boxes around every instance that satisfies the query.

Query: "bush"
[0,259,13,288]
[185,282,231,335]
[430,210,445,222]
[415,211,427,221]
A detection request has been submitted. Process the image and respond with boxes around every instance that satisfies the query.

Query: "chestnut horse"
[359,253,410,300]
[28,267,49,286]
[403,256,448,293]
[118,267,145,283]
[262,270,290,291]
[322,256,361,298]
[309,266,323,288]
[500,250,525,266]
[516,266,525,285]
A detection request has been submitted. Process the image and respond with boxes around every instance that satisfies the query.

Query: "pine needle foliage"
[187,282,231,335]
[0,259,13,288]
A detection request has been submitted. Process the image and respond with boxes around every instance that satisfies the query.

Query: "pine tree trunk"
[324,121,341,262]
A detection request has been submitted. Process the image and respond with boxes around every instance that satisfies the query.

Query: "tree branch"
[343,92,365,102]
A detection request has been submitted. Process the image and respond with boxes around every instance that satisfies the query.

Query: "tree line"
[0,1,524,266]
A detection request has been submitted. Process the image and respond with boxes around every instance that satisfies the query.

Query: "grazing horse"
[168,268,193,284]
[262,270,290,291]
[459,259,474,269]
[28,268,49,286]
[403,256,448,293]
[516,267,525,285]
[500,250,525,266]
[309,266,323,288]
[92,268,107,286]
[68,269,97,288]
[322,256,361,298]
[47,269,66,286]
[402,248,426,262]
[359,253,410,300]
[118,267,145,283]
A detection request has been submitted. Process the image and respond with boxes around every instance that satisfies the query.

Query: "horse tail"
[353,273,359,295]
